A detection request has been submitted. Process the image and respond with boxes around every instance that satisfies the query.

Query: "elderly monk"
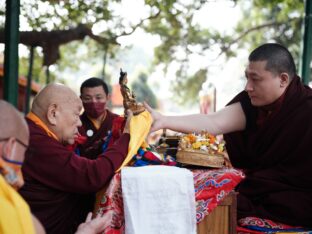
[146,43,312,228]
[19,83,131,234]
[0,100,45,234]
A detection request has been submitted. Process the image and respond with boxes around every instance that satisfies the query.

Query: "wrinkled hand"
[123,109,133,134]
[75,211,113,234]
[144,102,165,132]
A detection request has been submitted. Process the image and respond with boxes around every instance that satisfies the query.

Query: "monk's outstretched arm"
[145,102,246,135]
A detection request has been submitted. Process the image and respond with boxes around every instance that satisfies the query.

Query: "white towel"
[121,166,196,234]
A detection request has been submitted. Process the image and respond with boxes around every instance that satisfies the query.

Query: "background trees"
[0,0,306,106]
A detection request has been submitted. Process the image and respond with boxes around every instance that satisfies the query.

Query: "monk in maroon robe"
[224,76,312,227]
[145,43,312,227]
[78,78,120,159]
[19,83,132,234]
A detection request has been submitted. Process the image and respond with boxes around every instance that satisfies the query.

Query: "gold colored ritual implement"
[119,69,145,116]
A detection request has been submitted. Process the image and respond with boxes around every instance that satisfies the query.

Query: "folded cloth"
[121,166,196,234]
[116,110,152,172]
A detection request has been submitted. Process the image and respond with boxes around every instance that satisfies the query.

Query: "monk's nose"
[245,80,253,92]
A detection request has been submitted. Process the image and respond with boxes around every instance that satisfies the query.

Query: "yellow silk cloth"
[0,175,35,234]
[116,110,152,172]
[27,112,59,141]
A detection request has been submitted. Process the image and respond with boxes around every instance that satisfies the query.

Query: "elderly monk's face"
[244,61,285,107]
[57,98,82,145]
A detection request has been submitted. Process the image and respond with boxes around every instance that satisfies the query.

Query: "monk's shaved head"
[32,83,80,119]
[0,100,29,146]
[30,83,82,145]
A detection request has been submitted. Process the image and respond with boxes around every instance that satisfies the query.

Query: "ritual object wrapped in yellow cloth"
[116,110,152,172]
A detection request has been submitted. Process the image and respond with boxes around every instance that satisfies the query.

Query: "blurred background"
[0,0,310,118]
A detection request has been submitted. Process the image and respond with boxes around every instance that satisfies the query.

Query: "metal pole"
[3,0,20,107]
[301,0,312,84]
[25,46,34,114]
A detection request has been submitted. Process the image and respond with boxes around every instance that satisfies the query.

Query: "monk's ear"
[47,104,58,126]
[280,73,289,88]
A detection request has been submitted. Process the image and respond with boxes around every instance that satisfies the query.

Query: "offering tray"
[176,149,225,168]
[177,132,225,168]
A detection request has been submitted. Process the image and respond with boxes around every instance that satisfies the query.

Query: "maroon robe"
[78,110,119,159]
[19,118,129,234]
[224,76,312,227]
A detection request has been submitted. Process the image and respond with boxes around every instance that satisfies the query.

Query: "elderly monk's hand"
[123,109,133,134]
[144,102,165,132]
[75,211,113,234]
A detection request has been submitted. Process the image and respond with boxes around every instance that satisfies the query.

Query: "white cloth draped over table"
[121,166,196,234]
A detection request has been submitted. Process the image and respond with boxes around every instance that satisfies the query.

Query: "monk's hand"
[123,109,133,134]
[75,211,113,234]
[144,102,165,132]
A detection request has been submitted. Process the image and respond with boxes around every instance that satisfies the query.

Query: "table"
[94,167,244,234]
[197,191,237,234]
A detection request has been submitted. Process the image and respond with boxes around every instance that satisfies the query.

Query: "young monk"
[78,78,120,159]
[19,83,132,234]
[145,43,312,228]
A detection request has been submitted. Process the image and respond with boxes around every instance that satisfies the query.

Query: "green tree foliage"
[144,0,305,103]
[174,68,207,105]
[234,0,304,68]
[0,0,306,104]
[131,72,158,108]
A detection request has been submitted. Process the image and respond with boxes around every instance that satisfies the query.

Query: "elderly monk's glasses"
[0,137,28,149]
[0,138,28,165]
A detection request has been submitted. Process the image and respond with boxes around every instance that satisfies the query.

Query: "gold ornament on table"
[176,131,226,168]
[119,68,145,116]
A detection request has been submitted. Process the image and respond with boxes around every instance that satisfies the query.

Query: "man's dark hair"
[80,77,109,95]
[248,43,296,80]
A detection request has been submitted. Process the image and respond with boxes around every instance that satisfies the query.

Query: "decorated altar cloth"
[93,167,245,234]
[237,216,312,234]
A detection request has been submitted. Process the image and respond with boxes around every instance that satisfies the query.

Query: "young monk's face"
[244,61,286,106]
[81,86,109,104]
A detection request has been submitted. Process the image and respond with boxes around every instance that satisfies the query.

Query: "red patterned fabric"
[66,133,87,151]
[239,216,302,230]
[237,216,311,233]
[94,173,125,234]
[193,168,245,223]
[237,226,266,234]
[108,116,125,147]
[94,167,245,234]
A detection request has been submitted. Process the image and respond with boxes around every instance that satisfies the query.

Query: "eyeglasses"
[0,137,28,150]
[0,137,26,165]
